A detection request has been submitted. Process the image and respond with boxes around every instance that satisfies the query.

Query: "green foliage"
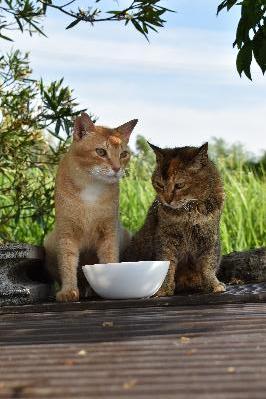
[219,161,265,253]
[217,0,266,79]
[2,0,266,79]
[120,144,155,231]
[121,139,266,254]
[0,53,265,253]
[0,0,45,41]
[2,96,265,253]
[0,0,173,42]
[209,137,266,176]
[1,65,265,254]
[0,49,85,244]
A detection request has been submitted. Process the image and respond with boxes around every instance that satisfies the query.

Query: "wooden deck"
[1,295,266,398]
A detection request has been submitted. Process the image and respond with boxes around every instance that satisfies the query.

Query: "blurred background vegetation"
[1,1,266,254]
[121,136,266,255]
[0,49,265,254]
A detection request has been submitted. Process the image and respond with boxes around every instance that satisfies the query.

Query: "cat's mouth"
[90,169,124,183]
[162,199,198,210]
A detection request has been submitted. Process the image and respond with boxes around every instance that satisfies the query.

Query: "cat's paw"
[155,285,175,297]
[56,288,80,302]
[212,282,226,293]
[154,288,167,297]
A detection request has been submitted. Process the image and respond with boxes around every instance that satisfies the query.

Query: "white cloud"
[1,14,265,155]
[1,24,235,76]
[84,96,266,156]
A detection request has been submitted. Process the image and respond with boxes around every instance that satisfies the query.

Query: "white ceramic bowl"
[82,261,170,300]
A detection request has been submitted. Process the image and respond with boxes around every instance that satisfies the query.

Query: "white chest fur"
[80,182,105,204]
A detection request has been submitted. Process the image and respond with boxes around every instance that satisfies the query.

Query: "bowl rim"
[82,260,170,270]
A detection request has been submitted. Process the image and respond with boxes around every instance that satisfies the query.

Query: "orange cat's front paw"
[56,288,80,302]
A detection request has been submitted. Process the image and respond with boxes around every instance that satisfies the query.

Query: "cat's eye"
[175,182,185,190]
[96,148,107,157]
[120,151,129,159]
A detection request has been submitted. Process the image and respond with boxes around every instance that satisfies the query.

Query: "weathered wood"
[1,282,266,315]
[1,302,266,398]
[219,247,266,283]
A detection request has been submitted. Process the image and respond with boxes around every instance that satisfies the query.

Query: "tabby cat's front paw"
[212,282,226,293]
[56,288,80,302]
[155,284,175,297]
[155,288,167,297]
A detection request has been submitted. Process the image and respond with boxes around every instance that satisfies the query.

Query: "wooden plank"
[2,282,266,314]
[1,303,266,398]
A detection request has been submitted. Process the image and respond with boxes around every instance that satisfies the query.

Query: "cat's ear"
[116,119,138,143]
[190,142,209,170]
[147,142,164,162]
[73,112,95,141]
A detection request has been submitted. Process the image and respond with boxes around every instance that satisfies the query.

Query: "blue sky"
[2,0,266,156]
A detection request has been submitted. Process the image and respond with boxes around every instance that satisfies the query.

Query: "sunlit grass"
[220,161,266,253]
[1,153,265,254]
[120,156,266,254]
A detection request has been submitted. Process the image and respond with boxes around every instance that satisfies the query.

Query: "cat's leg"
[156,260,176,297]
[198,248,226,294]
[56,237,80,302]
[155,242,177,297]
[97,224,119,263]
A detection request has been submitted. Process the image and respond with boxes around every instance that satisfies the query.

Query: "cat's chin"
[92,174,122,184]
[162,203,182,210]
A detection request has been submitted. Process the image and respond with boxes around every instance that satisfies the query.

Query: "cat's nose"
[112,166,121,173]
[165,194,174,204]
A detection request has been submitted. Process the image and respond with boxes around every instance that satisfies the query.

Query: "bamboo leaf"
[66,19,81,30]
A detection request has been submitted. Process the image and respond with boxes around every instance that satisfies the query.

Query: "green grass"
[120,155,155,233]
[120,156,266,255]
[220,161,266,253]
[1,153,265,254]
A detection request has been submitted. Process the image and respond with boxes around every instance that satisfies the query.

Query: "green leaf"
[107,10,123,15]
[131,19,148,41]
[217,1,228,15]
[253,29,266,75]
[24,18,47,38]
[236,41,253,80]
[15,17,24,32]
[234,16,249,48]
[14,210,20,224]
[55,119,61,136]
[66,19,81,30]
[0,33,13,42]
[217,0,238,15]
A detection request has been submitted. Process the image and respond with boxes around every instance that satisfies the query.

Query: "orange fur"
[109,135,122,145]
[44,113,138,302]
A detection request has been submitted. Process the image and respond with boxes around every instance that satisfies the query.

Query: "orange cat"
[44,113,137,302]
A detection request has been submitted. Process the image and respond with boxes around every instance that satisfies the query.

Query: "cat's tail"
[218,247,266,284]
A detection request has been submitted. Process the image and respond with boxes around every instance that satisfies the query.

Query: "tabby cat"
[122,142,226,296]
